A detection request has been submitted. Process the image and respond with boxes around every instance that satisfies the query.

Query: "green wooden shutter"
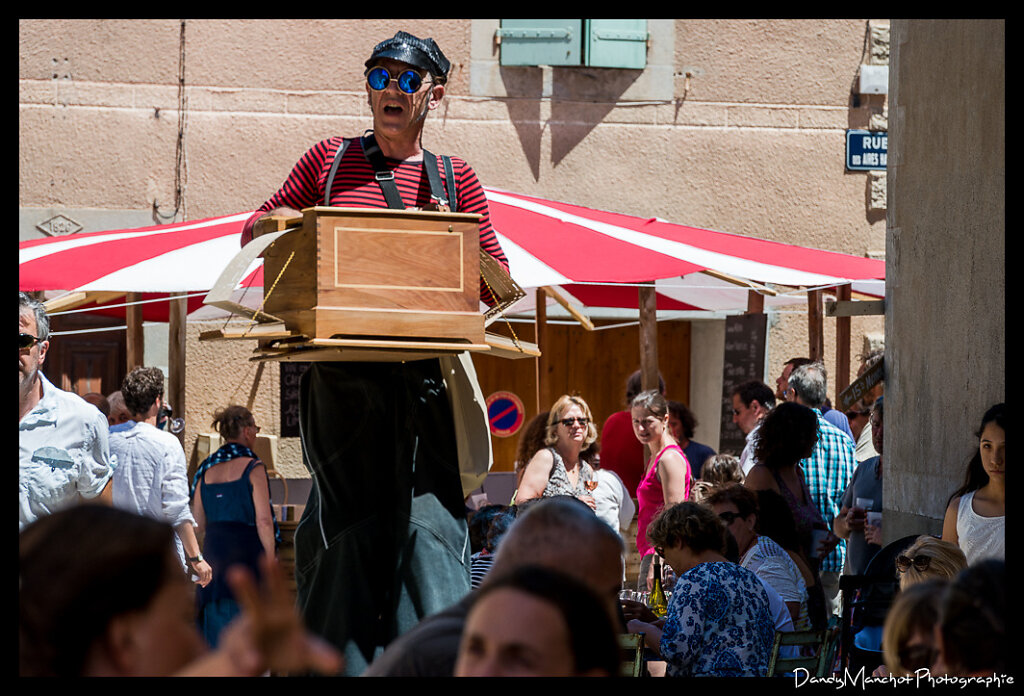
[584,19,648,69]
[497,19,582,66]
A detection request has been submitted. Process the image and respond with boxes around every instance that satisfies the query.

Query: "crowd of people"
[19,283,1007,677]
[19,24,1005,679]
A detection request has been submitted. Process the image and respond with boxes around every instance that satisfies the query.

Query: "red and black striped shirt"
[242,136,509,304]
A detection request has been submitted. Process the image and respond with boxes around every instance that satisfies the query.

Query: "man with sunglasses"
[19,292,114,530]
[236,31,508,675]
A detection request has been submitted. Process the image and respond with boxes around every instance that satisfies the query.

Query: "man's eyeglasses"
[718,511,742,524]
[895,554,932,573]
[366,66,429,94]
[19,333,42,350]
[560,417,590,427]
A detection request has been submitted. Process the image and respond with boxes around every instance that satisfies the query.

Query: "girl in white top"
[942,403,1005,565]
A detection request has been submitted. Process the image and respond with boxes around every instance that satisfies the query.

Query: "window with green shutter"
[497,19,648,69]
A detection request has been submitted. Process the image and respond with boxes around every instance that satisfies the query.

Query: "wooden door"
[43,313,127,397]
[472,319,691,472]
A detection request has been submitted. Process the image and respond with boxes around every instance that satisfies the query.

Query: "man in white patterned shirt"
[20,292,114,529]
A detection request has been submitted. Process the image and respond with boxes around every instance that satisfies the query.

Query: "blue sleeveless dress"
[196,458,266,647]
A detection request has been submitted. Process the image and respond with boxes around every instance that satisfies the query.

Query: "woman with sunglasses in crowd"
[190,405,278,648]
[941,403,1005,565]
[871,538,966,677]
[517,395,599,510]
[631,389,692,591]
[894,536,967,590]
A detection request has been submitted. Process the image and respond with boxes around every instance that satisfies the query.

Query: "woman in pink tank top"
[632,390,692,590]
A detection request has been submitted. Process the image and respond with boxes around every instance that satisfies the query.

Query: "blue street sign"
[846,130,888,171]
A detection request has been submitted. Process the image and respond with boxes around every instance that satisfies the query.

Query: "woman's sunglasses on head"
[366,66,429,94]
[895,554,932,573]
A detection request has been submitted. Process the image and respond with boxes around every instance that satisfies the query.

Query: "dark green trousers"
[293,361,471,675]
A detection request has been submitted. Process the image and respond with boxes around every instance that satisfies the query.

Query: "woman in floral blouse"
[626,501,776,677]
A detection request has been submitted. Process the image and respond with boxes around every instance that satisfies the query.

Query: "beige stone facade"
[20,19,887,479]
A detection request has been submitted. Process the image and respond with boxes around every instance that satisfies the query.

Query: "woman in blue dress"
[626,501,775,677]
[191,406,277,647]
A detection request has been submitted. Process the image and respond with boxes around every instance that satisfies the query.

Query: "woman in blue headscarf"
[191,405,278,648]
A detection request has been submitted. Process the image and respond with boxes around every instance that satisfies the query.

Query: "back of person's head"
[788,362,828,409]
[121,366,165,417]
[949,402,1005,503]
[700,454,744,486]
[625,369,664,403]
[469,504,509,554]
[646,501,728,556]
[688,480,718,504]
[458,564,621,677]
[667,400,697,439]
[491,497,624,602]
[753,401,819,470]
[882,578,946,676]
[753,489,802,552]
[732,380,776,411]
[20,506,178,677]
[211,404,254,440]
[107,390,131,425]
[937,559,1006,676]
[543,394,598,451]
[896,536,967,590]
[484,508,516,554]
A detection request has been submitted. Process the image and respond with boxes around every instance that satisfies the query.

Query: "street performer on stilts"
[240,30,509,675]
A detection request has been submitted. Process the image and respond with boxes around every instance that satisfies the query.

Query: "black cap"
[365,31,451,83]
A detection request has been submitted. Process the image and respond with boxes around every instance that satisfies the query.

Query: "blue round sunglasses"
[366,66,430,94]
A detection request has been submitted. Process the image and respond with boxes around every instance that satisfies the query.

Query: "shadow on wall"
[499,65,642,178]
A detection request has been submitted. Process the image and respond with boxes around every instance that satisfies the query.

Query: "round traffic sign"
[486,391,525,438]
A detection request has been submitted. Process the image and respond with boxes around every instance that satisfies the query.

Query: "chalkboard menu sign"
[718,313,768,456]
[280,362,311,438]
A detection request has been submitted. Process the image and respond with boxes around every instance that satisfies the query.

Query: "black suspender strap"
[327,132,459,212]
[323,137,351,206]
[442,155,457,213]
[421,148,450,210]
[361,134,406,210]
